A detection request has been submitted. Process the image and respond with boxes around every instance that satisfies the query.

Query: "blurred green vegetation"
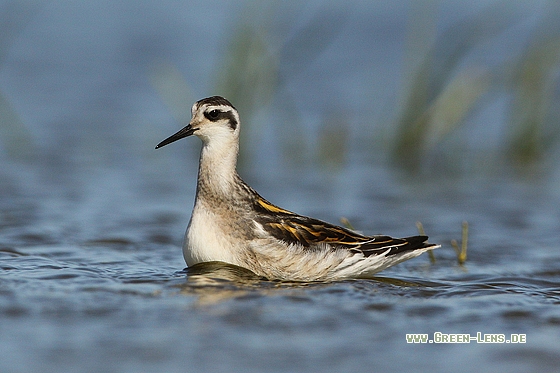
[392,0,560,174]
[507,26,560,167]
[212,2,348,168]
[149,1,347,170]
[212,0,560,175]
[213,2,279,166]
[2,1,559,174]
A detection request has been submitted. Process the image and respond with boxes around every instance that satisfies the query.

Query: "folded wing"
[253,196,432,257]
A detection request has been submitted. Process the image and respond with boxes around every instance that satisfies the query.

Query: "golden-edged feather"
[253,196,432,257]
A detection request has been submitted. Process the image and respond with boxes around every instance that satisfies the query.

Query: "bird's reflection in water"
[175,262,280,305]
[184,261,266,286]
[174,261,431,305]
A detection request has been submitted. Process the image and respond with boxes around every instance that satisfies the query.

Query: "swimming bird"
[156,96,439,281]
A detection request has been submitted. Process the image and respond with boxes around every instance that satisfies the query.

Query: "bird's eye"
[205,109,220,120]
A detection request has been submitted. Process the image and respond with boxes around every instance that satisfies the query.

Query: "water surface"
[1,2,559,372]
[2,159,559,373]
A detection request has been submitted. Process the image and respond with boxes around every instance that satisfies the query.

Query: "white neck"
[196,132,239,196]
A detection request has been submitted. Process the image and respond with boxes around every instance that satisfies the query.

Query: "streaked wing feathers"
[254,197,431,257]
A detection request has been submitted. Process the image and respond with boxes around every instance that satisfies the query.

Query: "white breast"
[182,203,237,267]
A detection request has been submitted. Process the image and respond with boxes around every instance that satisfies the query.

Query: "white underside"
[184,211,440,281]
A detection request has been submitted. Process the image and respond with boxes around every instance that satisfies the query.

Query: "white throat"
[196,130,239,195]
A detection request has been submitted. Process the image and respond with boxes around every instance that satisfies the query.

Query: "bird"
[155,96,439,281]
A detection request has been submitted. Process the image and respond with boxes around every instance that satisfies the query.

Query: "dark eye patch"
[203,108,238,130]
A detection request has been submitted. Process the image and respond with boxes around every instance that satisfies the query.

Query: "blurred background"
[2,0,559,237]
[2,0,559,173]
[1,1,560,372]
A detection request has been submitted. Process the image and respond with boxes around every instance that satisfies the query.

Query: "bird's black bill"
[155,124,196,149]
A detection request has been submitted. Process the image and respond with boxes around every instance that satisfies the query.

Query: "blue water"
[1,1,559,372]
